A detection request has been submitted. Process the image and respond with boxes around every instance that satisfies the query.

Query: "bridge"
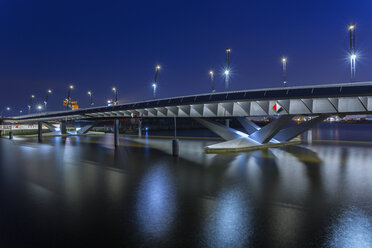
[2,81,372,153]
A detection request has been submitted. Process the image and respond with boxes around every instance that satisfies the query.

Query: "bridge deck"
[5,81,372,122]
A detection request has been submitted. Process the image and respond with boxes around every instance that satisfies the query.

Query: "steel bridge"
[2,82,372,152]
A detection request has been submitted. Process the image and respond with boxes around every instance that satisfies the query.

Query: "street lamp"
[282,57,287,86]
[88,91,94,106]
[44,89,52,110]
[349,23,356,82]
[225,48,231,91]
[37,105,43,111]
[153,65,161,99]
[28,94,35,114]
[209,70,215,93]
[112,87,118,105]
[67,85,74,110]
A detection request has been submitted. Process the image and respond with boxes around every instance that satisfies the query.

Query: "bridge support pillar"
[196,115,328,152]
[38,121,42,142]
[307,130,312,144]
[60,122,67,135]
[138,119,142,138]
[172,117,179,157]
[225,119,230,128]
[42,122,57,133]
[76,121,98,135]
[114,119,119,147]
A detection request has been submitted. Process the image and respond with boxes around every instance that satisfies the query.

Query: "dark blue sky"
[1,0,372,113]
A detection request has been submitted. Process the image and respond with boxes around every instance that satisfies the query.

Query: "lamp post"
[112,87,118,105]
[44,89,52,111]
[28,94,35,114]
[209,70,215,92]
[282,57,287,86]
[224,48,231,91]
[153,65,161,99]
[88,91,93,106]
[67,85,74,110]
[349,24,356,82]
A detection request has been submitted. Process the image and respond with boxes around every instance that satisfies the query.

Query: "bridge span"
[2,82,372,152]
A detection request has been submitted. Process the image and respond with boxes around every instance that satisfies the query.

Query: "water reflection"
[2,124,372,247]
[326,208,372,248]
[202,186,252,248]
[135,164,177,240]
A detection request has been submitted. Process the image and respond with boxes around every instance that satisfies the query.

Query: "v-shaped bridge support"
[195,115,326,152]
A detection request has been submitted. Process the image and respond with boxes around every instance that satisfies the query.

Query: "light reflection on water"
[202,186,252,248]
[1,124,372,247]
[326,208,372,248]
[135,164,177,241]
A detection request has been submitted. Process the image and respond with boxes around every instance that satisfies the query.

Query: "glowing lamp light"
[6,107,10,111]
[69,85,74,89]
[348,24,355,30]
[31,95,35,98]
[152,83,157,88]
[37,105,42,110]
[112,87,116,91]
[209,70,214,75]
[350,54,357,60]
[156,65,161,70]
[48,89,52,93]
[282,57,287,63]
[87,91,91,95]
[224,70,230,75]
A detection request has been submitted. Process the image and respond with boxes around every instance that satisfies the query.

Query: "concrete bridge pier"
[114,119,119,147]
[60,122,67,135]
[194,115,328,152]
[138,119,142,138]
[172,117,179,157]
[225,119,230,128]
[38,121,42,142]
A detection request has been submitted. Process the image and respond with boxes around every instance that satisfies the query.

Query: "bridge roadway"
[5,81,372,123]
[3,82,372,152]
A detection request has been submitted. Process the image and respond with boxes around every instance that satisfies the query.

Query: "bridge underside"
[194,115,329,153]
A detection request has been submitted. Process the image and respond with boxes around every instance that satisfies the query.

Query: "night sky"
[1,0,372,114]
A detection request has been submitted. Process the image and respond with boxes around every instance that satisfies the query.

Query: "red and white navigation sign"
[272,102,282,112]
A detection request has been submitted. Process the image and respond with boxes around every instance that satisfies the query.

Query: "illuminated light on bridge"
[349,23,356,82]
[153,65,161,99]
[282,57,287,86]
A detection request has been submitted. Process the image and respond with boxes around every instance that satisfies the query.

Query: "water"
[1,123,372,247]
